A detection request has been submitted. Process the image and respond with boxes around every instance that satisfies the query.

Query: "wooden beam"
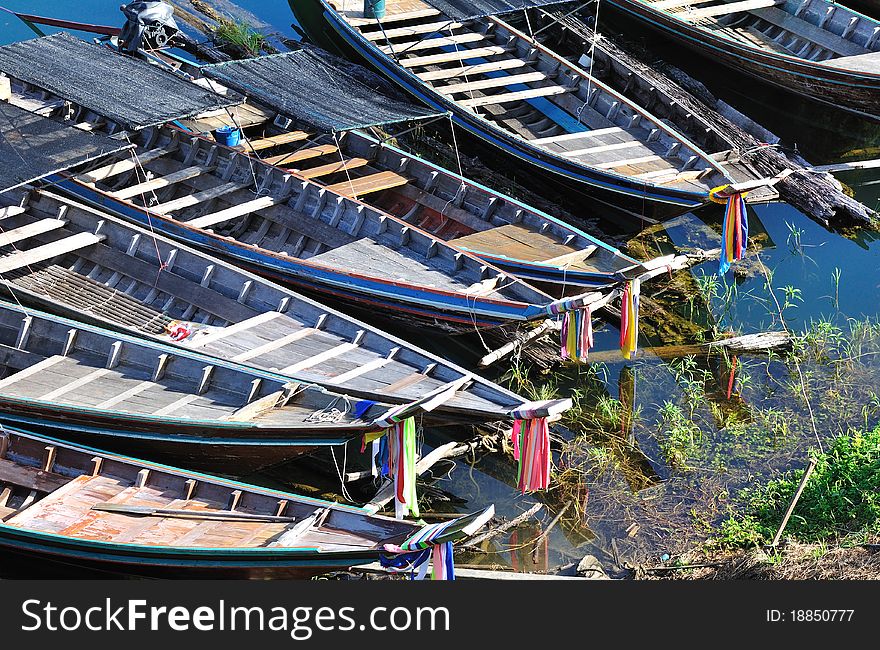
[279,342,359,374]
[595,155,664,169]
[297,158,369,179]
[540,245,598,267]
[325,171,409,198]
[110,165,213,200]
[399,46,512,68]
[39,368,112,401]
[363,19,464,41]
[152,182,248,214]
[678,0,783,19]
[241,131,311,151]
[0,355,65,390]
[417,58,531,81]
[75,146,174,184]
[327,355,396,384]
[380,32,486,54]
[530,127,624,145]
[0,457,69,493]
[224,389,285,422]
[186,196,279,230]
[263,144,338,166]
[0,232,103,274]
[0,219,68,249]
[562,140,645,158]
[152,394,201,417]
[230,327,318,363]
[651,0,716,9]
[95,380,156,409]
[347,8,441,26]
[185,310,284,349]
[436,71,549,95]
[459,85,571,108]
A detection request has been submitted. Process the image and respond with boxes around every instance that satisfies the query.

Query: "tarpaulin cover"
[0,102,132,193]
[203,47,443,132]
[0,32,240,131]
[420,0,570,20]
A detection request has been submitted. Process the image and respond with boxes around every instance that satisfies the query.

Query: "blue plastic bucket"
[214,125,241,147]
[364,0,386,19]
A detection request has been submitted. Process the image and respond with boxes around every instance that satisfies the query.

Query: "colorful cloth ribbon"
[510,417,551,493]
[382,518,460,580]
[362,416,419,519]
[560,306,593,362]
[620,279,640,360]
[710,185,749,275]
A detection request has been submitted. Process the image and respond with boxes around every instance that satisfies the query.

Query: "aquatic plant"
[714,426,880,547]
[214,19,266,57]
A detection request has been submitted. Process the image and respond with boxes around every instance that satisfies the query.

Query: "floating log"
[349,562,598,580]
[461,503,544,548]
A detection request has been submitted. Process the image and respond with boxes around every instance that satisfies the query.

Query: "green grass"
[214,19,266,57]
[715,426,880,547]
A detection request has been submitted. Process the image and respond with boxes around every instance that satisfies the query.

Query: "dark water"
[1,1,880,576]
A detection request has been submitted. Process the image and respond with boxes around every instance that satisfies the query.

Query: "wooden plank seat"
[325,171,409,197]
[75,145,176,184]
[379,32,486,54]
[262,144,338,166]
[436,71,551,95]
[0,219,68,248]
[0,232,103,274]
[240,131,311,152]
[295,158,370,179]
[561,140,646,159]
[399,46,513,68]
[748,7,869,57]
[0,457,70,493]
[676,0,783,19]
[417,58,532,81]
[185,196,280,230]
[0,205,27,220]
[346,7,441,26]
[595,154,665,170]
[110,165,214,200]
[458,85,572,108]
[530,126,626,144]
[152,182,250,214]
[452,224,584,264]
[364,19,466,41]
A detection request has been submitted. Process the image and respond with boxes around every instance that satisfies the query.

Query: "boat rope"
[331,129,358,198]
[121,134,169,274]
[330,443,356,503]
[447,26,477,104]
[575,0,603,126]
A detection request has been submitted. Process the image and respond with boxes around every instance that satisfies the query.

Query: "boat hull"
[604,0,880,122]
[290,0,713,220]
[0,406,352,475]
[0,530,377,579]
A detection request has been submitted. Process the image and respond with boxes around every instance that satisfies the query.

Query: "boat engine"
[118,1,180,53]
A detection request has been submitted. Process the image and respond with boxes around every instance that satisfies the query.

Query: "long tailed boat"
[290,0,740,218]
[52,123,620,332]
[0,299,454,473]
[0,32,657,292]
[0,426,494,578]
[0,188,548,423]
[601,0,880,121]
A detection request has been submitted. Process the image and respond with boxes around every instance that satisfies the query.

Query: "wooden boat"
[601,0,880,121]
[0,426,494,578]
[189,62,651,291]
[0,188,543,423]
[51,123,619,332]
[290,0,739,218]
[0,298,451,474]
[0,32,656,293]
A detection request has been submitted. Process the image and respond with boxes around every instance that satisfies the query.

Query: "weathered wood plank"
[111,165,213,200]
[363,19,464,40]
[417,58,530,81]
[380,32,486,54]
[325,171,409,197]
[347,7,440,26]
[678,0,783,19]
[297,158,370,179]
[0,233,103,274]
[437,71,550,95]
[76,146,174,184]
[0,355,66,390]
[152,182,249,214]
[400,46,511,68]
[263,144,338,166]
[0,219,68,248]
[186,196,279,230]
[241,131,311,151]
[459,85,571,108]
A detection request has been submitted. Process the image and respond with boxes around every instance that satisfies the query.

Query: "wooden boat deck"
[646,0,879,64]
[338,1,724,193]
[0,192,515,417]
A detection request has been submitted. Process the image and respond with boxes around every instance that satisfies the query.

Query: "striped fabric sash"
[560,306,593,362]
[383,519,459,580]
[362,416,419,519]
[710,185,749,275]
[620,278,640,360]
[510,417,550,493]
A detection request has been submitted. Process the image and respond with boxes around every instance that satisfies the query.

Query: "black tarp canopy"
[0,32,240,131]
[0,102,132,193]
[202,48,444,133]
[419,0,570,20]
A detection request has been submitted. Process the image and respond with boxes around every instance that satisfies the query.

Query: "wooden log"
[349,562,595,580]
[363,441,460,514]
[461,503,544,548]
